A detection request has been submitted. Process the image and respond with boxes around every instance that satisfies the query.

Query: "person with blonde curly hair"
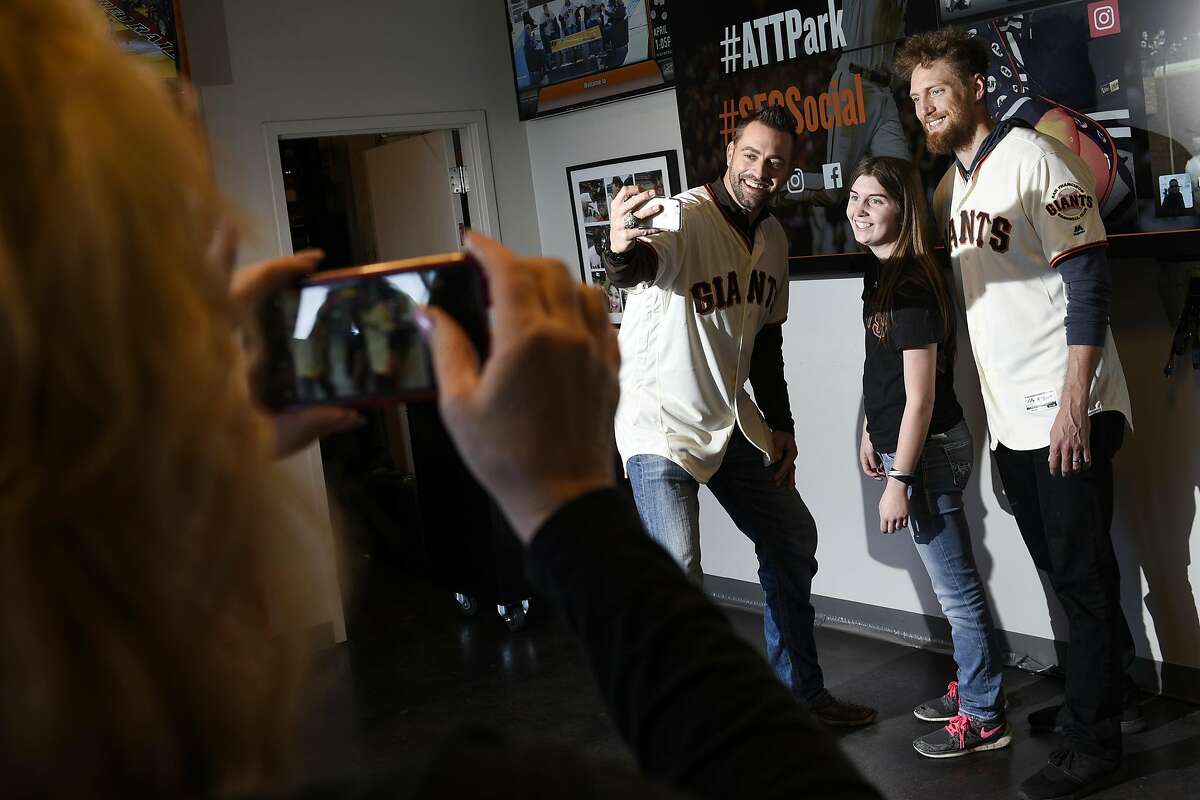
[0,0,367,795]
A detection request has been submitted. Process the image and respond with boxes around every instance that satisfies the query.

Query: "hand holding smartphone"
[607,186,682,256]
[258,253,487,410]
[640,196,682,232]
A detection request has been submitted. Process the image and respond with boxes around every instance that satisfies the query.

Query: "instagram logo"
[1088,1,1121,38]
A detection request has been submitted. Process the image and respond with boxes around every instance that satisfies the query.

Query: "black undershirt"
[862,261,963,454]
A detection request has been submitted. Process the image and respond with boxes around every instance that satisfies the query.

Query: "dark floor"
[294,558,1200,798]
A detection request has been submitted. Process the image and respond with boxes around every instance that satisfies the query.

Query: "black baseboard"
[703,574,1200,705]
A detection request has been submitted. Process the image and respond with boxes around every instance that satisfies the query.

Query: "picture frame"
[566,149,681,323]
[98,0,190,78]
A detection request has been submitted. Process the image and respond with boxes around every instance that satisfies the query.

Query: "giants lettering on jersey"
[691,269,779,315]
[946,209,1012,254]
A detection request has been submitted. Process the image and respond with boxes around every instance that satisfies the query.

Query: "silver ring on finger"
[623,211,638,230]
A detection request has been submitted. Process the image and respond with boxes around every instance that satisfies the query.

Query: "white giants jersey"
[615,186,790,482]
[934,126,1131,451]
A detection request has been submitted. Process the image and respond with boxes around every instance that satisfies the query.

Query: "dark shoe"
[913,713,1012,759]
[1028,700,1145,735]
[1028,704,1060,734]
[913,680,959,722]
[1018,749,1127,800]
[1121,701,1147,734]
[810,691,877,727]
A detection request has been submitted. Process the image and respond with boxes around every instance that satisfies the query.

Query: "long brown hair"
[0,0,320,795]
[850,156,956,360]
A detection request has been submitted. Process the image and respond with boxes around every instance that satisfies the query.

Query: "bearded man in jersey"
[897,30,1136,800]
[600,105,877,728]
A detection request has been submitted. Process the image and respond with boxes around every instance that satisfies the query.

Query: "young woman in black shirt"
[846,157,1008,759]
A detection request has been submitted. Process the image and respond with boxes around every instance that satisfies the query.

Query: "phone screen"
[258,254,487,409]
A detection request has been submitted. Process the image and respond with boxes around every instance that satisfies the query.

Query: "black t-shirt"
[862,263,963,454]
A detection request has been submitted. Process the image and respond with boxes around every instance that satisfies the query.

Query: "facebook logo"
[822,162,843,189]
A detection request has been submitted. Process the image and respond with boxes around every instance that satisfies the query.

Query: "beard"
[924,103,976,155]
[727,170,776,213]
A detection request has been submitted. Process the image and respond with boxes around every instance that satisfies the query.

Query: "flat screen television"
[667,0,1200,274]
[504,0,674,120]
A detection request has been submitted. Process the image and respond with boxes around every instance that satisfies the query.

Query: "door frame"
[259,111,501,646]
[262,109,502,256]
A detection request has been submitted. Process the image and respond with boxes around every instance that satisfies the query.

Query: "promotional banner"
[669,0,1200,274]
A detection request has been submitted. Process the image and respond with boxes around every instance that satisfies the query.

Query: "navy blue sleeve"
[1056,246,1112,346]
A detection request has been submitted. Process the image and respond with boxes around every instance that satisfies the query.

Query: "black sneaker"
[810,691,878,727]
[913,713,1012,759]
[1028,701,1146,735]
[913,680,959,722]
[1018,748,1127,800]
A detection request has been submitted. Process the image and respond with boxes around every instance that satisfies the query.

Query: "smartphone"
[258,252,488,410]
[644,196,682,232]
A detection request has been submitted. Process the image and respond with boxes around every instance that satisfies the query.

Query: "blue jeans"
[627,428,825,703]
[879,419,1004,721]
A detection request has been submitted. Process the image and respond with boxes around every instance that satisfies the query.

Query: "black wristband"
[603,234,632,264]
[888,472,915,487]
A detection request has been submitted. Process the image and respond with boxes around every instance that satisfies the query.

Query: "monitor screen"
[667,0,1200,273]
[505,0,674,119]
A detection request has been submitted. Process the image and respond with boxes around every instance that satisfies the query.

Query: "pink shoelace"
[945,713,971,746]
[946,680,959,702]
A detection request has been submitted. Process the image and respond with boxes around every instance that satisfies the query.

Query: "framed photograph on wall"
[566,149,681,323]
[98,0,189,78]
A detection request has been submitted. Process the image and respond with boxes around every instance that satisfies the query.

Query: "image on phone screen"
[259,256,486,409]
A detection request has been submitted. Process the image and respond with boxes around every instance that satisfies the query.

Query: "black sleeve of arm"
[526,489,881,800]
[1056,246,1112,346]
[601,240,658,289]
[748,324,794,434]
[889,298,941,351]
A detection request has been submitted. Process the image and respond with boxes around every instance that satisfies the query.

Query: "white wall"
[525,89,685,267]
[187,0,544,643]
[527,90,1200,678]
[192,0,541,264]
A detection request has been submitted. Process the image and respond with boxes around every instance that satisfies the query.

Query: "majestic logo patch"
[1045,182,1094,221]
[1073,224,1086,236]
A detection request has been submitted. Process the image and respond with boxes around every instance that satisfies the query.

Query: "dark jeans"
[993,411,1131,760]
